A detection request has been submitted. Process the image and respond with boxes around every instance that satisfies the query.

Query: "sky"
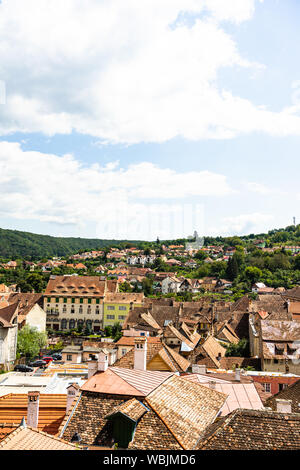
[0,0,299,241]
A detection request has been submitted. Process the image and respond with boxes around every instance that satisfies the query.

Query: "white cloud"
[1,0,299,143]
[0,141,233,239]
[208,212,274,236]
[245,182,271,195]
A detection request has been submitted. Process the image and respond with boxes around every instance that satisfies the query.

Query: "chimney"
[27,391,40,429]
[66,383,80,413]
[134,337,147,371]
[209,381,216,390]
[88,361,98,379]
[276,399,292,414]
[97,351,109,372]
[196,364,207,375]
[235,368,241,382]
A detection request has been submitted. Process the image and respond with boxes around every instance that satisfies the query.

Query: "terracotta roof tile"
[116,336,162,346]
[196,409,300,450]
[0,425,80,450]
[45,276,118,297]
[105,398,148,421]
[265,379,300,413]
[146,375,227,450]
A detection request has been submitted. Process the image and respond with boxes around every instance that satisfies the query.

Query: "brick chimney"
[134,337,147,371]
[66,383,80,413]
[27,391,40,429]
[276,399,292,413]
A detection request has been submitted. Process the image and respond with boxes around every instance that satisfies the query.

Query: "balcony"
[46,309,59,317]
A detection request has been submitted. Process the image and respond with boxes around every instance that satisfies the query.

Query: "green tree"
[119,281,132,293]
[142,278,153,296]
[244,266,263,284]
[194,250,206,261]
[17,325,48,360]
[294,255,300,271]
[83,323,93,336]
[104,325,113,337]
[226,256,239,281]
[112,322,122,339]
[225,339,249,357]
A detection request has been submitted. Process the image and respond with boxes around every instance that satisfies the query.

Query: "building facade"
[44,276,118,332]
[103,293,144,328]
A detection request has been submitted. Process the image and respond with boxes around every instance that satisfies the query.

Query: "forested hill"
[0,228,140,260]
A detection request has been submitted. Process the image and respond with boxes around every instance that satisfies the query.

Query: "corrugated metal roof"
[206,383,264,416]
[112,367,174,396]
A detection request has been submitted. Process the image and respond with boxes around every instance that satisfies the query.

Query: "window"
[87,306,91,314]
[107,306,115,310]
[69,319,75,329]
[64,298,67,303]
[79,306,83,314]
[107,315,115,320]
[56,298,59,303]
[95,307,100,315]
[71,306,75,314]
[80,298,83,304]
[47,297,51,303]
[61,319,67,330]
[263,383,271,393]
[279,383,288,391]
[67,354,73,361]
[71,298,75,303]
[118,315,126,320]
[122,349,127,356]
[96,299,100,304]
[119,306,127,310]
[88,298,92,304]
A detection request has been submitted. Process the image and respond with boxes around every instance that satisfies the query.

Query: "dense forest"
[0,227,141,260]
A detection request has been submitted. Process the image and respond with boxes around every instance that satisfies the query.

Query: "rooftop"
[0,424,80,450]
[81,367,174,397]
[196,408,300,450]
[0,393,67,435]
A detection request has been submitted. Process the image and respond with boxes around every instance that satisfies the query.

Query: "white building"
[0,303,18,371]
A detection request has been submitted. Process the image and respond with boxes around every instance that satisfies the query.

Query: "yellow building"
[103,293,144,328]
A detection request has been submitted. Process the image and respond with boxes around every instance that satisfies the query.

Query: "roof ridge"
[144,394,185,450]
[163,343,190,372]
[0,424,81,449]
[109,368,146,395]
[194,408,238,449]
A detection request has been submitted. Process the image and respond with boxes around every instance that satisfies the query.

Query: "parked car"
[42,356,54,364]
[51,353,62,361]
[30,360,47,368]
[14,364,34,373]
